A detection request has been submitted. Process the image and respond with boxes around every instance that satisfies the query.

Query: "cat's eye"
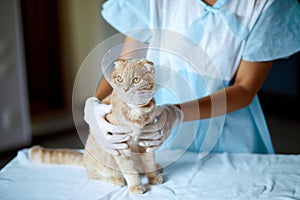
[133,77,141,83]
[116,75,123,82]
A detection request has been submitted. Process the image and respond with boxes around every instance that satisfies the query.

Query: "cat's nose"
[123,87,129,92]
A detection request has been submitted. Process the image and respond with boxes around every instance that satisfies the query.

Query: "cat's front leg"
[114,151,146,194]
[140,151,163,185]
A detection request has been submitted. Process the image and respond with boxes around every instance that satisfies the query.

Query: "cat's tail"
[29,145,84,167]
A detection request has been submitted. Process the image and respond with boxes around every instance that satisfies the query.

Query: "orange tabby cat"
[30,57,162,194]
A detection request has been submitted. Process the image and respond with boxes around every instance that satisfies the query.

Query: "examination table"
[0,149,299,200]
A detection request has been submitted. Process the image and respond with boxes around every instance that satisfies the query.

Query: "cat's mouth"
[135,90,153,95]
[119,89,153,95]
[119,90,155,107]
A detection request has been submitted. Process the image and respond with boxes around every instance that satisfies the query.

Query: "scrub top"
[101,0,300,154]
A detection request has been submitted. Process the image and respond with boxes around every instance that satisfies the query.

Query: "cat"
[29,57,163,194]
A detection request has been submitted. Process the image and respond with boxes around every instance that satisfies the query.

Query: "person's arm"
[176,60,273,121]
[139,60,272,150]
[95,78,113,100]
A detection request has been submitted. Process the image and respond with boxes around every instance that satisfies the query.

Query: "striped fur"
[29,145,84,167]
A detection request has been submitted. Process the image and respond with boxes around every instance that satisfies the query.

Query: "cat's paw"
[129,184,147,194]
[148,174,163,185]
[107,177,126,187]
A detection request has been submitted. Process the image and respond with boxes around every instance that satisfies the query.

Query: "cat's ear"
[113,59,125,69]
[141,60,155,74]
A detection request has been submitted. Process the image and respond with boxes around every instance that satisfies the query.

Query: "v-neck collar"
[200,0,229,9]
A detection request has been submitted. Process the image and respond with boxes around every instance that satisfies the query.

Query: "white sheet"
[0,149,299,200]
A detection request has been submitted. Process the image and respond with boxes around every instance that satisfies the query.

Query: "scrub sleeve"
[242,0,300,62]
[102,0,151,43]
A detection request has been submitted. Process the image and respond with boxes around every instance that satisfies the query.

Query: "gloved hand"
[84,97,132,155]
[138,104,184,152]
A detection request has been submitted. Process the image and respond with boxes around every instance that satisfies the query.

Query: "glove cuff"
[164,104,184,125]
[84,96,100,124]
[86,96,100,104]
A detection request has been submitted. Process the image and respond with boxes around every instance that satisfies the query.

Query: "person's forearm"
[95,78,113,100]
[175,84,254,122]
[176,60,272,122]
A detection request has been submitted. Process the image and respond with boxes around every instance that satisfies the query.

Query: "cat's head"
[110,57,156,105]
[111,57,155,93]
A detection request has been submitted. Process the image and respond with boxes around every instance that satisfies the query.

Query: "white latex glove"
[84,97,132,155]
[139,104,184,152]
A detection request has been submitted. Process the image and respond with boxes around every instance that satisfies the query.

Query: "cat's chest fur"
[106,92,156,139]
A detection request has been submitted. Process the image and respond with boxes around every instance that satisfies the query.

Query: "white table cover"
[0,149,299,200]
